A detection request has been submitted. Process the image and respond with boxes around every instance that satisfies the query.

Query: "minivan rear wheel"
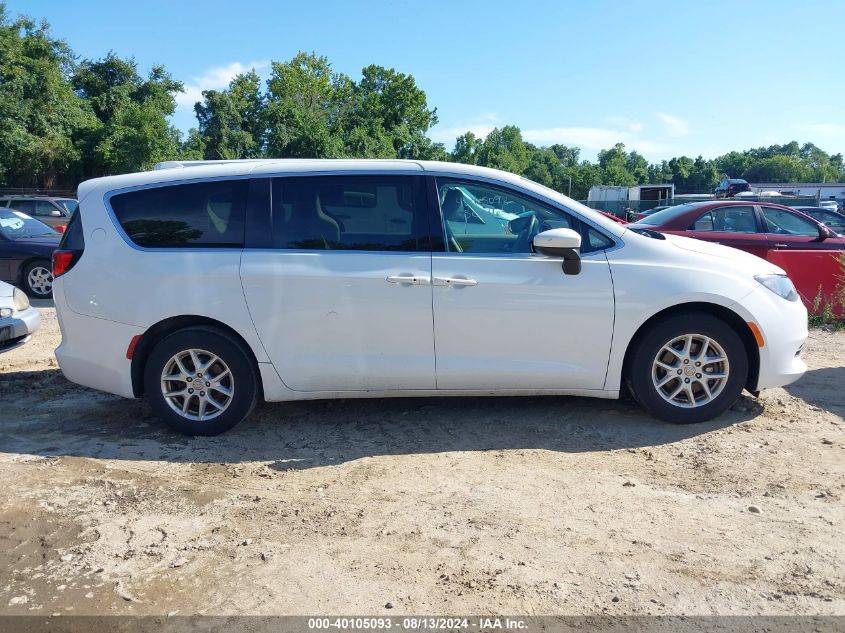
[627,313,748,424]
[144,327,258,436]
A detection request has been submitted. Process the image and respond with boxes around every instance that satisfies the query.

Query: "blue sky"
[9,0,845,161]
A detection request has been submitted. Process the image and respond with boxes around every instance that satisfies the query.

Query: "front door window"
[437,179,612,256]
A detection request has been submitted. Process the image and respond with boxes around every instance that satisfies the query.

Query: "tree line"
[2,4,843,199]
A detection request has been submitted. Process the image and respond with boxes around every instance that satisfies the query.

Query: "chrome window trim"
[102,169,624,255]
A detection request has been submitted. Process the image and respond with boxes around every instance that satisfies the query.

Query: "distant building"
[749,183,845,202]
[587,184,675,204]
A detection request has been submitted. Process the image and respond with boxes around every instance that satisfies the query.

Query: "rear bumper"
[732,286,808,390]
[54,285,141,398]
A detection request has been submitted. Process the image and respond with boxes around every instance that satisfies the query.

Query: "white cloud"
[656,112,690,137]
[175,60,269,110]
[431,113,675,158]
[607,116,644,133]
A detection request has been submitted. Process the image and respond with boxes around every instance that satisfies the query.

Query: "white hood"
[0,280,14,298]
[659,232,785,276]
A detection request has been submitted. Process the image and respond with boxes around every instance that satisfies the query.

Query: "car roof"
[669,200,797,211]
[79,159,526,200]
[76,159,629,238]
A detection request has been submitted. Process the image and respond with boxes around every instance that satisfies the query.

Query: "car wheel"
[627,313,748,424]
[23,260,54,298]
[144,327,259,436]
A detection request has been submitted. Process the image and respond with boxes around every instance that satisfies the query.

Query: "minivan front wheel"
[628,313,748,424]
[144,327,258,436]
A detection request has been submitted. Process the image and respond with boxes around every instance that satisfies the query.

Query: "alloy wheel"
[651,334,730,408]
[160,348,235,421]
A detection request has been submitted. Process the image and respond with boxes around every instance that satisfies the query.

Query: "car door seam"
[601,251,617,391]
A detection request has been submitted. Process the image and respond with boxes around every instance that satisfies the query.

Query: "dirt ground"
[0,303,843,617]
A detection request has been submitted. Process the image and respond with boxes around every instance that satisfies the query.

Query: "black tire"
[23,259,54,299]
[627,313,748,424]
[143,327,259,436]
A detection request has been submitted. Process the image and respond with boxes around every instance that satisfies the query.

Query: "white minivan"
[53,160,807,435]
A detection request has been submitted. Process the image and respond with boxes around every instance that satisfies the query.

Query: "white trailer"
[588,184,674,204]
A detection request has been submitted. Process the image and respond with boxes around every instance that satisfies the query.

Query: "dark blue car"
[0,209,61,298]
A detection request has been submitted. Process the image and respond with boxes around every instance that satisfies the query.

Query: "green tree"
[178,128,206,160]
[265,52,348,158]
[597,143,636,187]
[0,4,95,188]
[451,131,483,164]
[477,126,530,174]
[195,70,265,159]
[524,146,567,191]
[72,52,183,174]
[347,64,440,159]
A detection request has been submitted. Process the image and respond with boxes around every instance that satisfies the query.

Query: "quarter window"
[690,206,757,233]
[270,176,429,251]
[110,180,247,248]
[761,207,819,236]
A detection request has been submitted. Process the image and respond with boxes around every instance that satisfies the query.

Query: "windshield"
[633,203,700,225]
[57,199,78,214]
[0,210,56,239]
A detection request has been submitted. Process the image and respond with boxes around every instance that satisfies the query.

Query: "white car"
[0,280,41,353]
[818,200,841,213]
[53,160,807,436]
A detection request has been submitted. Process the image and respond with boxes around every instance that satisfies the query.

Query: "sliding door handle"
[386,274,430,285]
[433,276,478,287]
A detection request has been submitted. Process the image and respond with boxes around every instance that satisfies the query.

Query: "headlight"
[13,287,30,311]
[0,307,11,318]
[754,274,798,302]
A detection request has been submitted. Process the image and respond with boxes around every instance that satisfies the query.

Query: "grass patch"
[809,253,845,328]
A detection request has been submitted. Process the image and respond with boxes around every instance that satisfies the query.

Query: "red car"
[632,201,845,312]
[596,210,628,225]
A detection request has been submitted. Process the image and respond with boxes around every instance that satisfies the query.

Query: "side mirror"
[50,210,63,217]
[533,228,582,275]
[818,225,834,240]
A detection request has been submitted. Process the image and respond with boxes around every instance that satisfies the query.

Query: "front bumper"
[0,305,41,354]
[731,286,808,390]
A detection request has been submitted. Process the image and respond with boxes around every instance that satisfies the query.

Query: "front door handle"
[433,276,478,287]
[386,274,430,285]
[773,243,789,248]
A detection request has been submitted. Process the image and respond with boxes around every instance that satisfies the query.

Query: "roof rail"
[154,159,271,170]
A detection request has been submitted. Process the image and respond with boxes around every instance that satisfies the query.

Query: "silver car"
[0,280,40,353]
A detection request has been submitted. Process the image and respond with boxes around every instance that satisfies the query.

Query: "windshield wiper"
[628,227,666,240]
[17,233,57,239]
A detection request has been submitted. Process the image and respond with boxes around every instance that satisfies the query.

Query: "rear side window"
[270,175,429,251]
[110,180,247,248]
[9,200,35,214]
[690,206,757,233]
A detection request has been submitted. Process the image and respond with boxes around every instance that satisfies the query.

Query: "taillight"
[52,250,80,278]
[54,225,67,234]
